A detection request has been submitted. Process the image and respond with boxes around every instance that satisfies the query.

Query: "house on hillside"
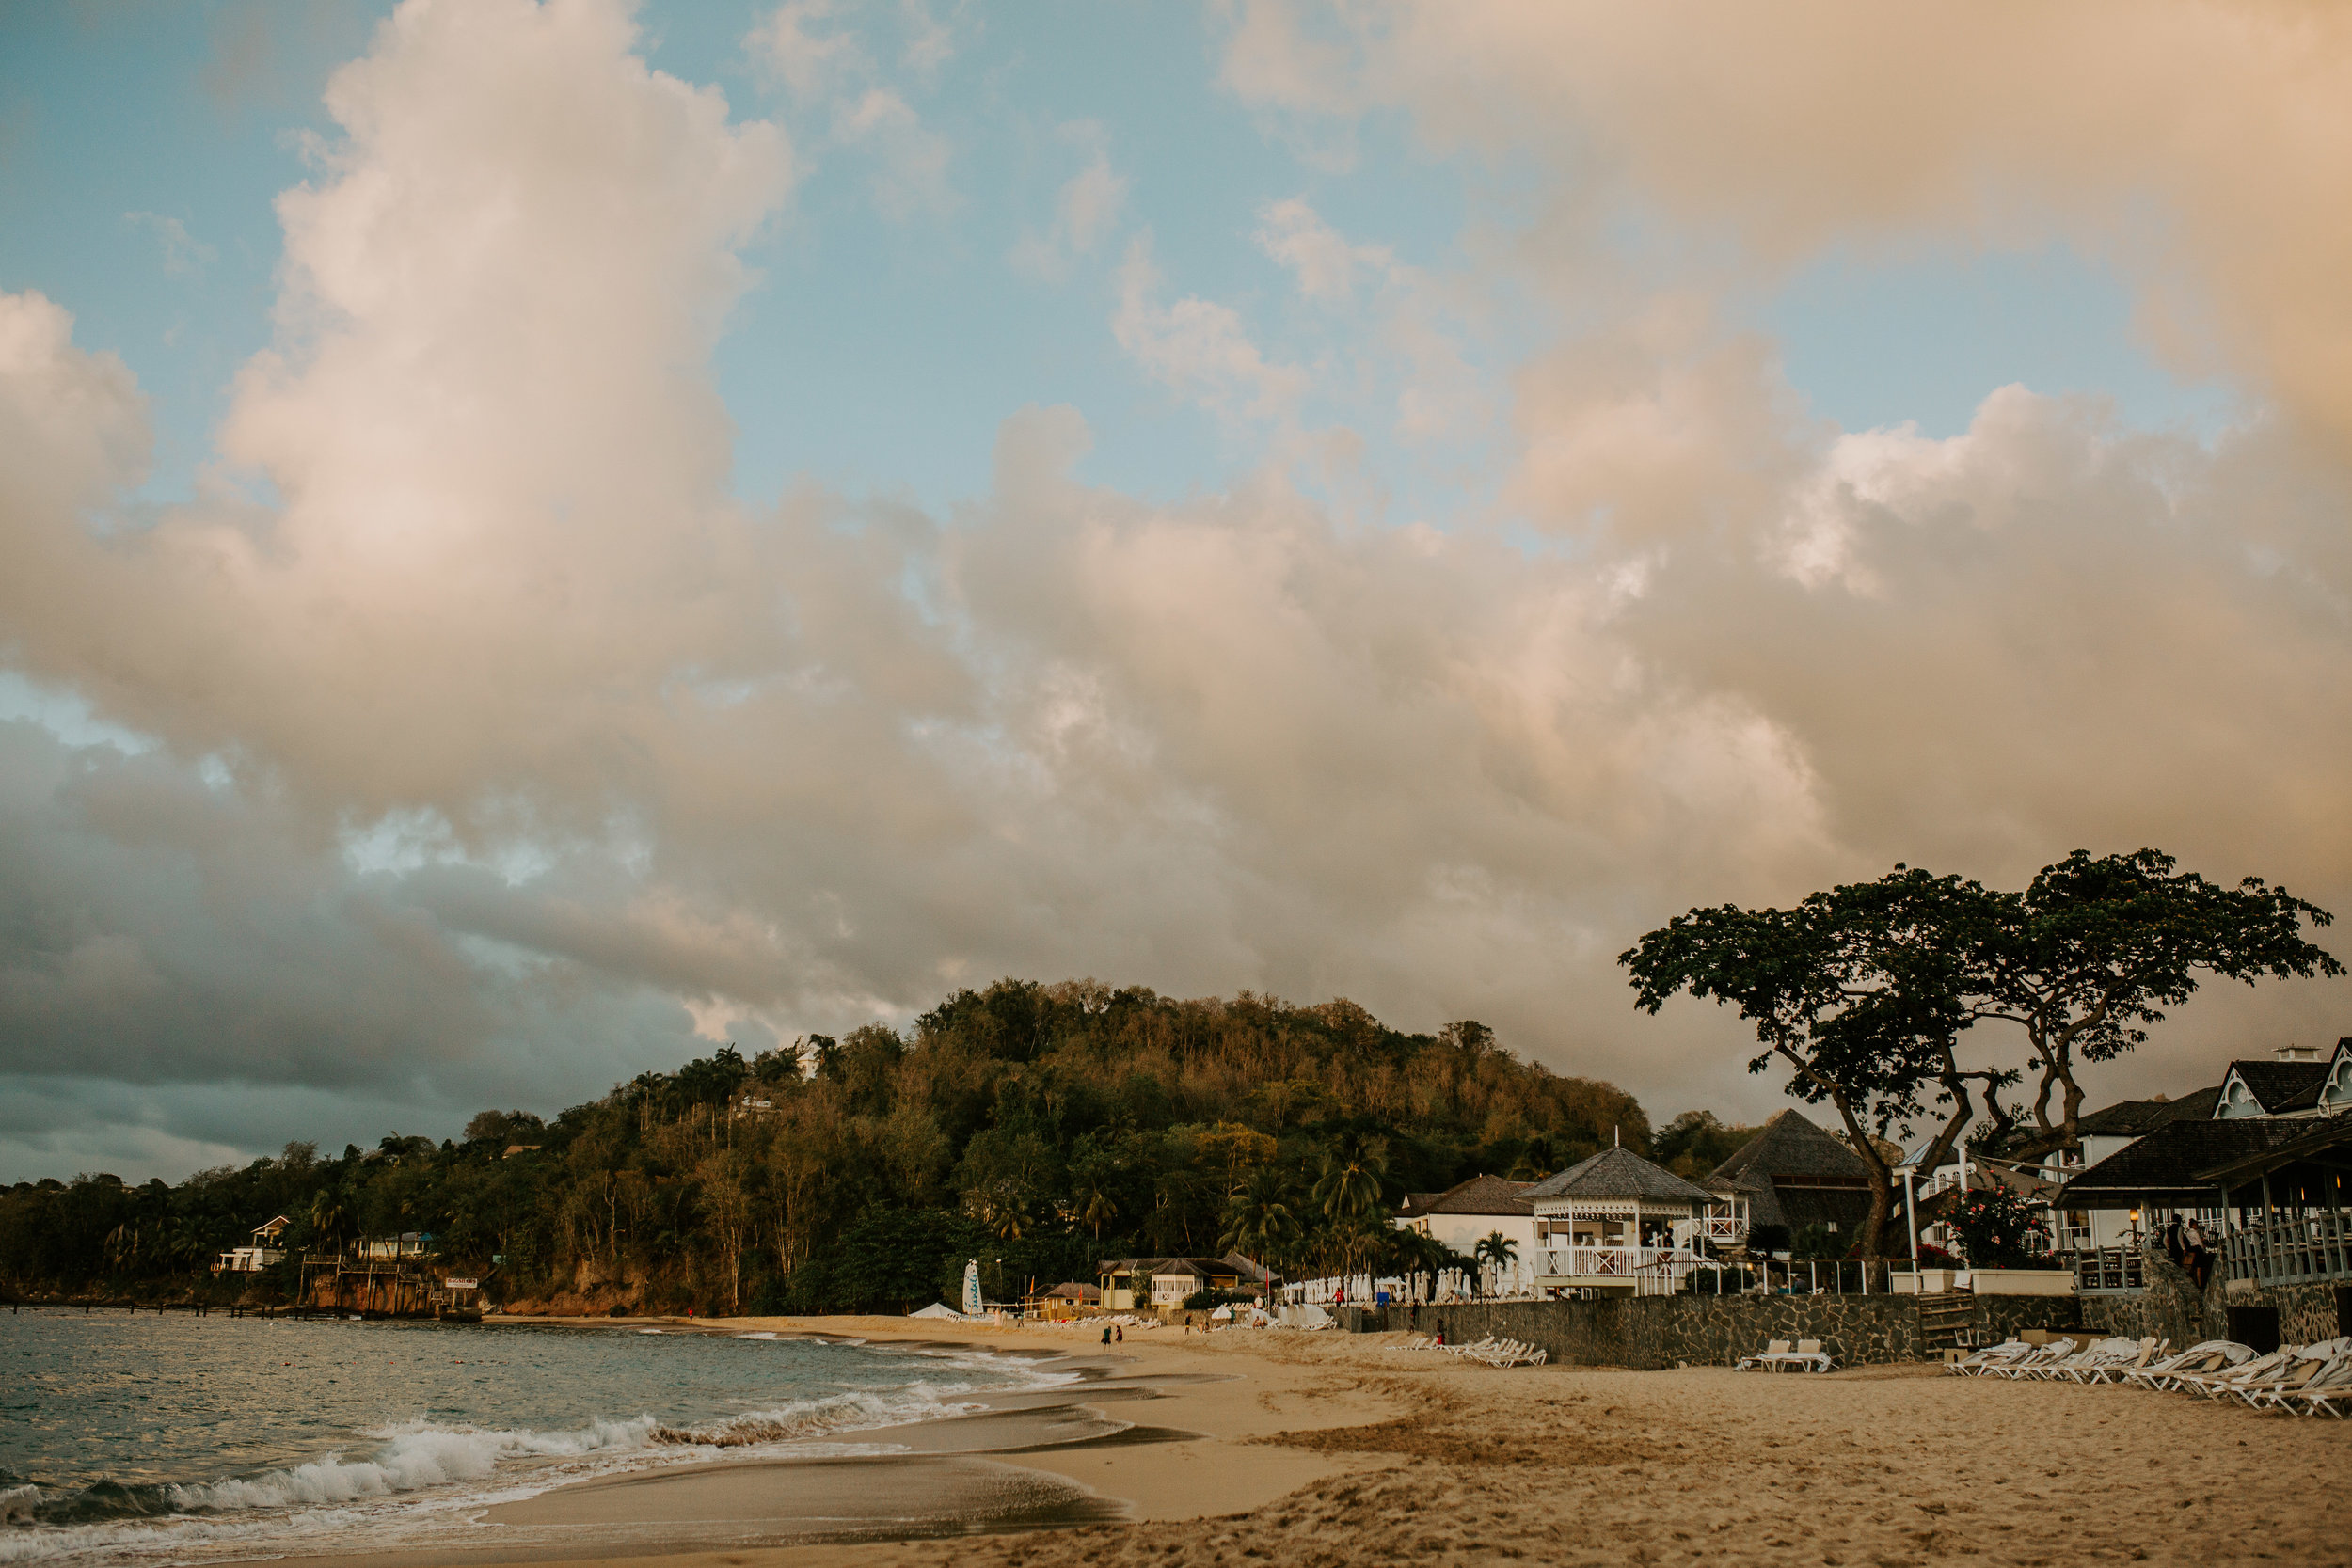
[1523,1146,1726,1296]
[1393,1175,1538,1294]
[213,1215,291,1274]
[1707,1109,1875,1242]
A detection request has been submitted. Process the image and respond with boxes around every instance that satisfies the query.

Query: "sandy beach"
[231,1315,2351,1568]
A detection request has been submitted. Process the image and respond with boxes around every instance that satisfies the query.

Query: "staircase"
[1917,1288,1978,1353]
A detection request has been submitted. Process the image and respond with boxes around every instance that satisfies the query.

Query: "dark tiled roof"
[2222,1060,2329,1114]
[2057,1118,2304,1208]
[1520,1146,1718,1204]
[1396,1174,1535,1218]
[2076,1085,2222,1136]
[1708,1109,1872,1185]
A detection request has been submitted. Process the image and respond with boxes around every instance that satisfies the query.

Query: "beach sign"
[962,1259,983,1315]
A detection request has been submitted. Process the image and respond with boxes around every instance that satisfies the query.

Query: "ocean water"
[0,1309,1070,1564]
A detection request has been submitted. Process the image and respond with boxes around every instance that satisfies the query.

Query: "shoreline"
[226,1315,1401,1568]
[223,1315,2352,1568]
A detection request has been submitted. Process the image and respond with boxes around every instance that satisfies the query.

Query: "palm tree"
[1219,1168,1301,1280]
[310,1189,355,1258]
[1310,1132,1388,1225]
[1474,1230,1519,1296]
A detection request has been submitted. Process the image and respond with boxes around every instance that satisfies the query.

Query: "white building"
[1393,1175,1540,1295]
[1521,1146,1732,1297]
[213,1215,291,1274]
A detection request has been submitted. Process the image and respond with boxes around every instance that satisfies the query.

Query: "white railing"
[1672,1215,1746,1249]
[1536,1245,1674,1277]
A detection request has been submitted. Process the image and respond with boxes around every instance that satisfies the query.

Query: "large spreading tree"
[1621,850,2340,1262]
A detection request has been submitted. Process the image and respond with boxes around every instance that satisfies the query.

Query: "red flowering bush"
[1946,1188,2048,1269]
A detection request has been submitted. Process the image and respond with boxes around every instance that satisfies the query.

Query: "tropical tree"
[1311,1131,1388,1225]
[1218,1167,1301,1281]
[1960,850,2342,1156]
[309,1189,355,1257]
[1473,1230,1518,1295]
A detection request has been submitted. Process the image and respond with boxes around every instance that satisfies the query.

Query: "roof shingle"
[1519,1146,1718,1204]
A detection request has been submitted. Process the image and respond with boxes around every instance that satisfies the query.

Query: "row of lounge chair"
[1947,1334,2352,1416]
[1736,1338,1835,1372]
[1391,1333,1549,1366]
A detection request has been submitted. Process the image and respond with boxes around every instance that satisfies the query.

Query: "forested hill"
[0,979,1673,1314]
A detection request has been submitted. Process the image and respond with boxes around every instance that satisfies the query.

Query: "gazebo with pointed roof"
[1523,1145,1724,1295]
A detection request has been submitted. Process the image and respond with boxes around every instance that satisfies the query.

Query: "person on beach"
[1102,1324,1112,1347]
[1116,1323,1123,1342]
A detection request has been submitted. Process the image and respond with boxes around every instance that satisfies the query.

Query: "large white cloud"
[4,0,2350,1178]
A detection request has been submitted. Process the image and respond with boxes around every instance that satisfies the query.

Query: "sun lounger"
[1985,1338,2075,1379]
[1946,1339,2032,1376]
[2049,1337,2144,1382]
[2280,1355,2352,1418]
[2081,1338,2165,1384]
[1738,1338,1794,1371]
[2242,1349,2351,1411]
[2118,1340,2221,1389]
[1785,1338,1834,1372]
[2145,1344,2249,1391]
[2232,1338,2352,1410]
[2172,1345,2292,1400]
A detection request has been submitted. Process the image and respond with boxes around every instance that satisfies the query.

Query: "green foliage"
[0,980,1650,1309]
[1944,1187,2048,1270]
[1619,848,2338,1258]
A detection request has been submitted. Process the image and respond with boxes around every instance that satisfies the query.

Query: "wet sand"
[242,1317,2352,1568]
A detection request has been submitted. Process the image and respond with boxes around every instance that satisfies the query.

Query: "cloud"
[122,212,217,277]
[833,87,955,220]
[746,0,866,101]
[1218,0,2352,452]
[1010,123,1128,281]
[1254,196,1486,442]
[8,0,2352,1180]
[1112,233,1311,426]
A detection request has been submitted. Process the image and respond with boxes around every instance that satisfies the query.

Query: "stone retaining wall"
[1355,1291,2079,1370]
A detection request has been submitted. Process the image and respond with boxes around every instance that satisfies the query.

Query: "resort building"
[1522,1146,1728,1296]
[1096,1253,1273,1311]
[1394,1175,1539,1294]
[2056,1040,2352,1323]
[1705,1109,1875,1240]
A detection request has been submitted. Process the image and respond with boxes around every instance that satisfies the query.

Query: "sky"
[3,0,2349,1183]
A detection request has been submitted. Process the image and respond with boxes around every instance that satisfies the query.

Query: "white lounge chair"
[2173,1345,2292,1400]
[2048,1337,2141,1382]
[2231,1338,2352,1409]
[1985,1338,2075,1379]
[1737,1338,1793,1371]
[2280,1355,2352,1418]
[2131,1340,2251,1392]
[1785,1338,1834,1373]
[1946,1338,2032,1376]
[2081,1338,2165,1384]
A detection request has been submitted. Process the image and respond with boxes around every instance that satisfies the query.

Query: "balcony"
[1672,1214,1746,1250]
[1534,1245,1683,1296]
[2222,1212,2352,1288]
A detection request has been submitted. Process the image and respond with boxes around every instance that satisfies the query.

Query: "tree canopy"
[1621,848,2339,1259]
[0,979,1649,1312]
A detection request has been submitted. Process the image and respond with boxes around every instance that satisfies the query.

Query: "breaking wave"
[0,1365,1039,1565]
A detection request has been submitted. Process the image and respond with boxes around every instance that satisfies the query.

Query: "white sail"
[961,1259,983,1316]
